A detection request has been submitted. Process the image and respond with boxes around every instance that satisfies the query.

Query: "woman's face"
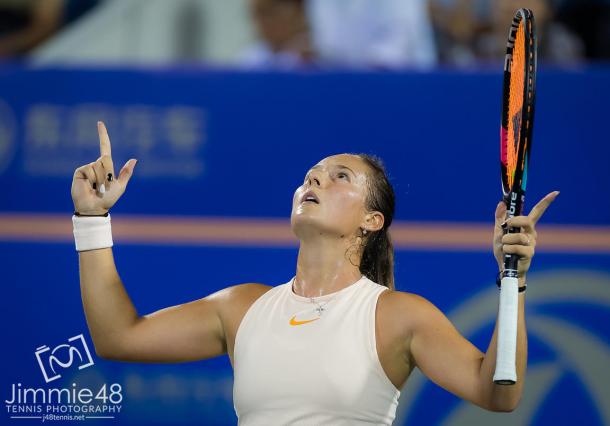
[291,154,374,240]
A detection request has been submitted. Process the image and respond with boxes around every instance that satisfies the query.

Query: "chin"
[291,213,347,241]
[290,212,318,237]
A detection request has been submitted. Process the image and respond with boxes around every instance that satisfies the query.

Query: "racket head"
[500,9,537,206]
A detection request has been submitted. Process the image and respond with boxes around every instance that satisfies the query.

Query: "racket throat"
[506,191,524,217]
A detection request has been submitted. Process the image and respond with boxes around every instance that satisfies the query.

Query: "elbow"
[93,342,119,360]
[90,320,142,361]
[488,397,521,413]
[95,344,133,362]
[480,388,522,412]
[490,404,518,413]
[91,335,128,361]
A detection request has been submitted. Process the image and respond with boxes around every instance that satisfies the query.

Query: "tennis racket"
[493,8,537,385]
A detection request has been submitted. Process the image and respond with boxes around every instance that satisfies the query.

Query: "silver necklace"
[309,297,332,317]
[293,280,336,317]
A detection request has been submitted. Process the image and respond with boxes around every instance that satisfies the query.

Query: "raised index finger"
[528,191,560,224]
[98,121,112,157]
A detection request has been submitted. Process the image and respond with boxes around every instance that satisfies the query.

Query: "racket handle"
[493,275,519,385]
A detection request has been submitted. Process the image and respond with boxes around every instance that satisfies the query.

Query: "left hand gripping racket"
[494,8,537,385]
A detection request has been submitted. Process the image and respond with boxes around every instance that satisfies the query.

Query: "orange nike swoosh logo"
[289,315,319,326]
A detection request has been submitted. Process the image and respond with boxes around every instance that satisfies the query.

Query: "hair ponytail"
[360,227,395,290]
[356,154,396,290]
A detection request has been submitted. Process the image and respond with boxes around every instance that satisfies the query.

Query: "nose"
[306,170,323,187]
[308,177,320,187]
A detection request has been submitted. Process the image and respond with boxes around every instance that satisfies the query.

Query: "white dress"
[233,275,401,425]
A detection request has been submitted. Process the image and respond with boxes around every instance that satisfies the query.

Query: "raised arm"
[79,248,227,362]
[407,292,524,412]
[72,122,227,363]
[407,191,559,412]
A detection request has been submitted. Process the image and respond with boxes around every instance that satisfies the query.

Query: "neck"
[293,234,363,298]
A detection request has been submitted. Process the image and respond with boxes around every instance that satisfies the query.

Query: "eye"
[337,172,349,180]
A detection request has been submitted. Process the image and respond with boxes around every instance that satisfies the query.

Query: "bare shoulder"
[378,289,437,312]
[211,282,273,300]
[209,283,273,336]
[377,289,443,336]
[210,282,273,318]
[373,289,442,384]
[208,282,274,364]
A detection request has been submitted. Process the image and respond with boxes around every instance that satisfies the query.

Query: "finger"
[118,158,138,186]
[99,154,115,186]
[92,159,107,194]
[501,233,533,246]
[494,201,508,241]
[528,191,560,224]
[74,163,98,190]
[494,200,507,225]
[98,121,112,158]
[504,215,537,234]
[502,244,534,258]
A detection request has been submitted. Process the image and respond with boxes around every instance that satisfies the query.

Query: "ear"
[362,211,384,233]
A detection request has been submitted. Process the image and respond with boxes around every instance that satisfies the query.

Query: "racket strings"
[505,22,526,189]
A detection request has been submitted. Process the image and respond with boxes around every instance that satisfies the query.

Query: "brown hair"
[355,153,396,290]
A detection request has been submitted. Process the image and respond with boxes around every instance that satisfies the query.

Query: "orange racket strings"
[505,22,526,189]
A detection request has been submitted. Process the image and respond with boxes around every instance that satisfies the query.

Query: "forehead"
[309,154,367,174]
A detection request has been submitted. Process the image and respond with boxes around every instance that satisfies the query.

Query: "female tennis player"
[71,122,558,425]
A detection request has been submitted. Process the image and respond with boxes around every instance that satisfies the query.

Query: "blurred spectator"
[240,0,315,69]
[429,0,486,65]
[478,0,584,63]
[431,0,585,66]
[0,0,101,57]
[10,0,606,67]
[307,0,438,69]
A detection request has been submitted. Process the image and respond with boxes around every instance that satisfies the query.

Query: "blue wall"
[1,66,609,425]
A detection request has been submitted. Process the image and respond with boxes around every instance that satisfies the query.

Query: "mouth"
[300,190,320,204]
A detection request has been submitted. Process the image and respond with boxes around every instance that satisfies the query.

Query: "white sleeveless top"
[233,275,401,425]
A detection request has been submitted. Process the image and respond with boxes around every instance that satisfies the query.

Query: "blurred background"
[1,0,609,425]
[0,0,608,67]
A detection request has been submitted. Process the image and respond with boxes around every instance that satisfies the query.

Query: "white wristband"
[72,214,113,252]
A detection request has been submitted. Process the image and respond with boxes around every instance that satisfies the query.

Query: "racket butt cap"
[493,379,516,385]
